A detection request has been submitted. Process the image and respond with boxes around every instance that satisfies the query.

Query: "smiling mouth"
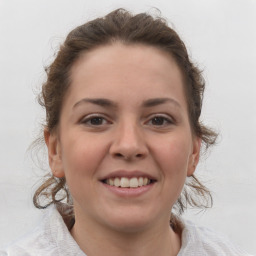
[102,177,156,188]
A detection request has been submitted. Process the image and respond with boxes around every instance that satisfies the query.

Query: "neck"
[70,210,181,256]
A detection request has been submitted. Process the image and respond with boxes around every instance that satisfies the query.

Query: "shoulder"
[0,205,84,256]
[178,219,254,256]
[0,206,59,256]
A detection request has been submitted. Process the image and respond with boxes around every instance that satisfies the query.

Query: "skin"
[45,43,201,256]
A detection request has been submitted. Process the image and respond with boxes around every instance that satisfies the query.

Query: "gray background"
[0,0,255,254]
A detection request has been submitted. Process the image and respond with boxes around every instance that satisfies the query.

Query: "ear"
[44,129,65,178]
[187,137,201,177]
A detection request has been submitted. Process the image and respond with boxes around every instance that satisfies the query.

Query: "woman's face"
[46,44,201,232]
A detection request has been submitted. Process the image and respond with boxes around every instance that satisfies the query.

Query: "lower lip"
[101,182,155,197]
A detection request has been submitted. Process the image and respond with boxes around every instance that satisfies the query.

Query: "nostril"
[115,153,123,158]
[113,153,145,160]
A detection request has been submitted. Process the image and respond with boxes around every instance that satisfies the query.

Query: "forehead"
[72,43,181,79]
[67,43,187,108]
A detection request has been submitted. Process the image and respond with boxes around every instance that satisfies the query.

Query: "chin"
[99,207,158,233]
[108,218,152,234]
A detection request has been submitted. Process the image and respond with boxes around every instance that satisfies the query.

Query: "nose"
[109,121,148,161]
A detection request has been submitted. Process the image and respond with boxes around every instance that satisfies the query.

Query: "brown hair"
[33,8,217,218]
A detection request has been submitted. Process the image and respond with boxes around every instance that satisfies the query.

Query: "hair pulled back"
[34,8,217,217]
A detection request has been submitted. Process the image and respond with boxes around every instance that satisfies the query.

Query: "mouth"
[101,177,156,188]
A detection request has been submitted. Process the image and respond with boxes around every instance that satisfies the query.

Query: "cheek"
[152,136,191,177]
[60,136,108,204]
[60,134,107,179]
[149,136,192,208]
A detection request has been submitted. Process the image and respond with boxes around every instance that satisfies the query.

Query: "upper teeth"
[105,177,150,188]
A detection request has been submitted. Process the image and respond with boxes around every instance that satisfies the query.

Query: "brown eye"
[151,116,165,125]
[81,115,109,126]
[149,116,172,126]
[89,117,105,125]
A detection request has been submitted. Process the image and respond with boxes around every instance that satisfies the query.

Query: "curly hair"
[33,8,217,221]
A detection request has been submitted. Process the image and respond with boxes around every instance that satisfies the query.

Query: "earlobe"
[44,129,65,178]
[187,137,201,177]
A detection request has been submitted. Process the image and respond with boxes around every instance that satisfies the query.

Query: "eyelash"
[80,114,111,126]
[80,114,174,128]
[146,115,174,127]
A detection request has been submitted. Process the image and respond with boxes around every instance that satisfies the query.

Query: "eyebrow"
[142,98,181,108]
[73,98,118,109]
[73,97,181,109]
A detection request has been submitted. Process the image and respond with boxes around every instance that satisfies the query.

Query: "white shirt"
[0,205,253,256]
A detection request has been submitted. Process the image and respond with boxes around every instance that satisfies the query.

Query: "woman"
[1,8,252,256]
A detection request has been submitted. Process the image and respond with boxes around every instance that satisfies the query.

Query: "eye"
[147,115,174,126]
[80,115,109,126]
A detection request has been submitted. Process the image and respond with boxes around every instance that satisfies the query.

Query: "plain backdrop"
[0,0,255,254]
